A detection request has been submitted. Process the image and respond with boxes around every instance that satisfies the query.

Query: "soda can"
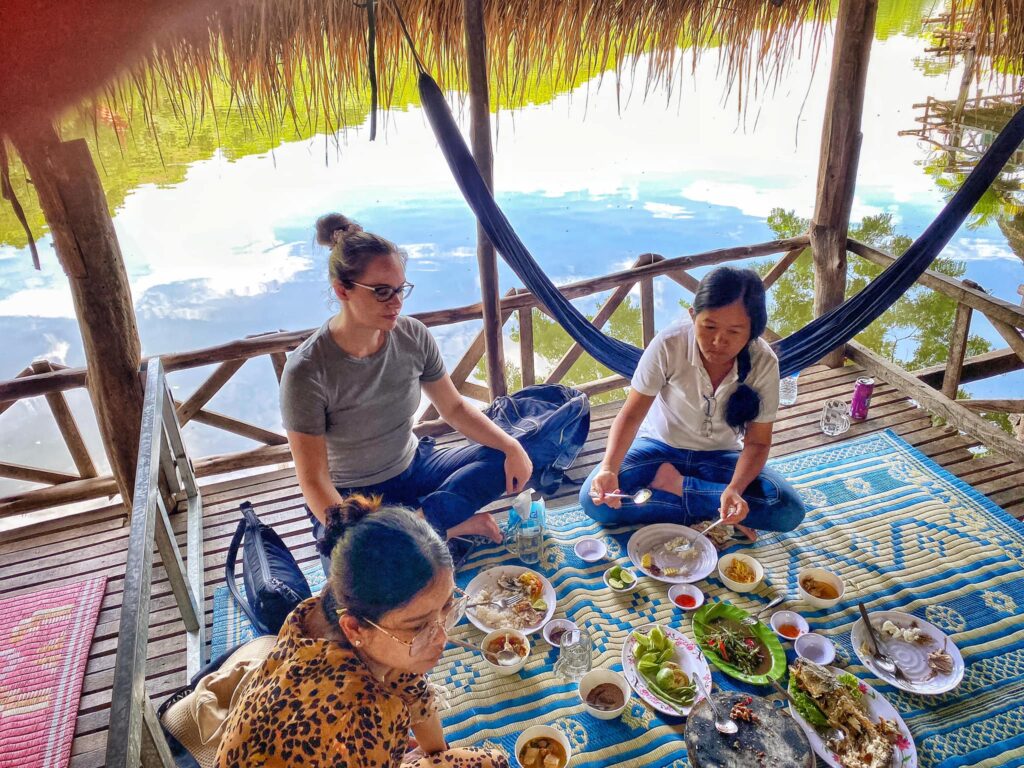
[849,377,874,421]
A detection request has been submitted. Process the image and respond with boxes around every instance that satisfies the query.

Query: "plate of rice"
[464,565,557,635]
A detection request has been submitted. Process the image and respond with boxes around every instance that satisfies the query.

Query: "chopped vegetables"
[700,619,766,675]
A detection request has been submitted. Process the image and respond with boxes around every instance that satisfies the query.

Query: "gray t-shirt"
[280,315,446,487]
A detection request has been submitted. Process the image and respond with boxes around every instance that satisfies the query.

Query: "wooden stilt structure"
[810,0,878,367]
[10,125,143,507]
[463,0,507,398]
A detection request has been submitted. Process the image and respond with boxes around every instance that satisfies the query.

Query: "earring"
[353,639,362,647]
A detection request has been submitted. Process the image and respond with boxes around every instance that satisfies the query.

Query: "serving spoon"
[447,637,520,666]
[857,603,898,677]
[693,672,737,734]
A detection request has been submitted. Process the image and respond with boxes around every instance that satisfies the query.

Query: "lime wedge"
[619,569,636,585]
[609,577,624,590]
[531,598,548,611]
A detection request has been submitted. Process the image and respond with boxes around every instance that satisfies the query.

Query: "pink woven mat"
[0,576,107,768]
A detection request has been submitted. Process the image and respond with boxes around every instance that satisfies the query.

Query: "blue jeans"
[308,436,507,572]
[578,438,805,532]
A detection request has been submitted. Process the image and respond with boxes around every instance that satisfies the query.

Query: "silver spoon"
[741,593,786,627]
[670,517,728,556]
[771,680,846,745]
[447,637,520,666]
[693,671,737,734]
[857,603,898,676]
[591,488,653,504]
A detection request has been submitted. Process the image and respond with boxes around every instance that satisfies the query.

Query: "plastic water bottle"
[779,374,799,406]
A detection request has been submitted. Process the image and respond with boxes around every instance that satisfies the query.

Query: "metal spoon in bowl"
[771,680,846,745]
[693,672,737,734]
[447,637,520,666]
[857,603,898,676]
[591,488,653,504]
[670,517,728,556]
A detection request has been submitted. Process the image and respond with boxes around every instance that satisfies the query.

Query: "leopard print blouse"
[215,598,439,767]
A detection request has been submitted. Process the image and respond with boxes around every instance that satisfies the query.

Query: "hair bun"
[317,494,382,557]
[315,213,364,247]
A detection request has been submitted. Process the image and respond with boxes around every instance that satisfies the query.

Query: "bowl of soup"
[482,628,531,675]
[578,668,630,720]
[515,725,571,768]
[797,567,845,609]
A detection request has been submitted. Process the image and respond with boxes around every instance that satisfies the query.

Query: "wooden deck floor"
[2,362,1022,767]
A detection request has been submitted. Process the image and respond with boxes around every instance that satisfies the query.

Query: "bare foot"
[649,463,684,498]
[735,523,758,543]
[447,512,504,543]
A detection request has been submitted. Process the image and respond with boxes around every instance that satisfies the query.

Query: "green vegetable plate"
[691,601,787,685]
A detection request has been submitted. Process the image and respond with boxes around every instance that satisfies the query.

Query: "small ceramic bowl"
[514,725,573,768]
[578,668,631,720]
[717,552,764,593]
[482,628,531,675]
[667,583,705,611]
[769,610,809,640]
[574,537,607,563]
[797,567,846,609]
[542,618,579,648]
[794,632,837,665]
[603,565,638,592]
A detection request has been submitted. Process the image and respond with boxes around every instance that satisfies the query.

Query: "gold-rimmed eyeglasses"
[701,393,716,438]
[358,588,468,657]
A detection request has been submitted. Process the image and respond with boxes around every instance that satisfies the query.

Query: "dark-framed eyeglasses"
[359,588,468,657]
[348,280,415,302]
[701,393,717,439]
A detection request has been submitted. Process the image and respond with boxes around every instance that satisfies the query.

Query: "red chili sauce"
[673,593,697,609]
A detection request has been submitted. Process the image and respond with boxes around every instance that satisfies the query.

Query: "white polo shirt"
[631,319,780,451]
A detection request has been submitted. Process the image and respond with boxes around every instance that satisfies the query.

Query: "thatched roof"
[1,1,1023,140]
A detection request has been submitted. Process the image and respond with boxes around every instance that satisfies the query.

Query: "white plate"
[789,667,918,768]
[620,623,712,717]
[851,610,965,695]
[464,565,556,636]
[627,524,718,584]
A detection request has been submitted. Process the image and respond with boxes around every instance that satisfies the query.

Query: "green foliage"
[761,207,992,371]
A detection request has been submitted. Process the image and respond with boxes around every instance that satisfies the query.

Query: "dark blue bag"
[484,384,590,494]
[225,501,311,635]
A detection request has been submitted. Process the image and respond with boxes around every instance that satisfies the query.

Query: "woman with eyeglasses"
[579,266,805,541]
[281,214,533,570]
[216,495,507,768]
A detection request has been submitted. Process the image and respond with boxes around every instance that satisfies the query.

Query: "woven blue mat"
[211,430,1024,767]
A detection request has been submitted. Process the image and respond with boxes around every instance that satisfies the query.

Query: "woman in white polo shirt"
[580,266,805,540]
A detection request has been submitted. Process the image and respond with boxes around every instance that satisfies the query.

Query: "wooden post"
[941,302,973,398]
[12,126,144,506]
[463,0,506,399]
[809,0,878,367]
[519,307,535,388]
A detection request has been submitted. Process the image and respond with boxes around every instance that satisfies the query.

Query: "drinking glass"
[820,399,851,436]
[510,519,543,564]
[553,628,593,681]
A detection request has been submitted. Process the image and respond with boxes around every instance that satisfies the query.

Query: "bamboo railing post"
[11,127,144,506]
[810,0,878,367]
[639,253,657,347]
[942,301,974,398]
[519,306,535,388]
[463,0,506,400]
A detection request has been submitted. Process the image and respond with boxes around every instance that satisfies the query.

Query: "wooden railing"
[0,237,808,518]
[4,231,1024,518]
[105,358,204,768]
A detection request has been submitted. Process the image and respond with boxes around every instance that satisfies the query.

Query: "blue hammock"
[417,72,1024,378]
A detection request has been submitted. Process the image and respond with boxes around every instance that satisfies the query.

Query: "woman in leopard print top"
[216,496,508,768]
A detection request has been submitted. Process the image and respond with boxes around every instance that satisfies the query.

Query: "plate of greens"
[620,623,712,717]
[692,601,787,686]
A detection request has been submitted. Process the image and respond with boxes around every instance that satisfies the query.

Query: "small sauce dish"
[770,610,809,641]
[794,632,837,665]
[542,618,578,648]
[574,537,608,562]
[667,583,705,611]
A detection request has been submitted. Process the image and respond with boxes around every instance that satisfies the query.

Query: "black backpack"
[225,501,312,635]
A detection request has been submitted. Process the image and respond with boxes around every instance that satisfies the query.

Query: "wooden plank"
[845,340,1024,464]
[187,406,287,445]
[810,0,877,366]
[990,318,1024,363]
[762,246,805,289]
[176,358,246,426]
[519,306,535,388]
[942,302,973,398]
[640,275,655,346]
[270,352,287,383]
[0,461,79,485]
[32,359,98,478]
[959,399,1024,414]
[915,347,1024,387]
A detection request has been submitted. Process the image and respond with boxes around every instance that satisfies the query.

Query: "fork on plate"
[466,593,526,610]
